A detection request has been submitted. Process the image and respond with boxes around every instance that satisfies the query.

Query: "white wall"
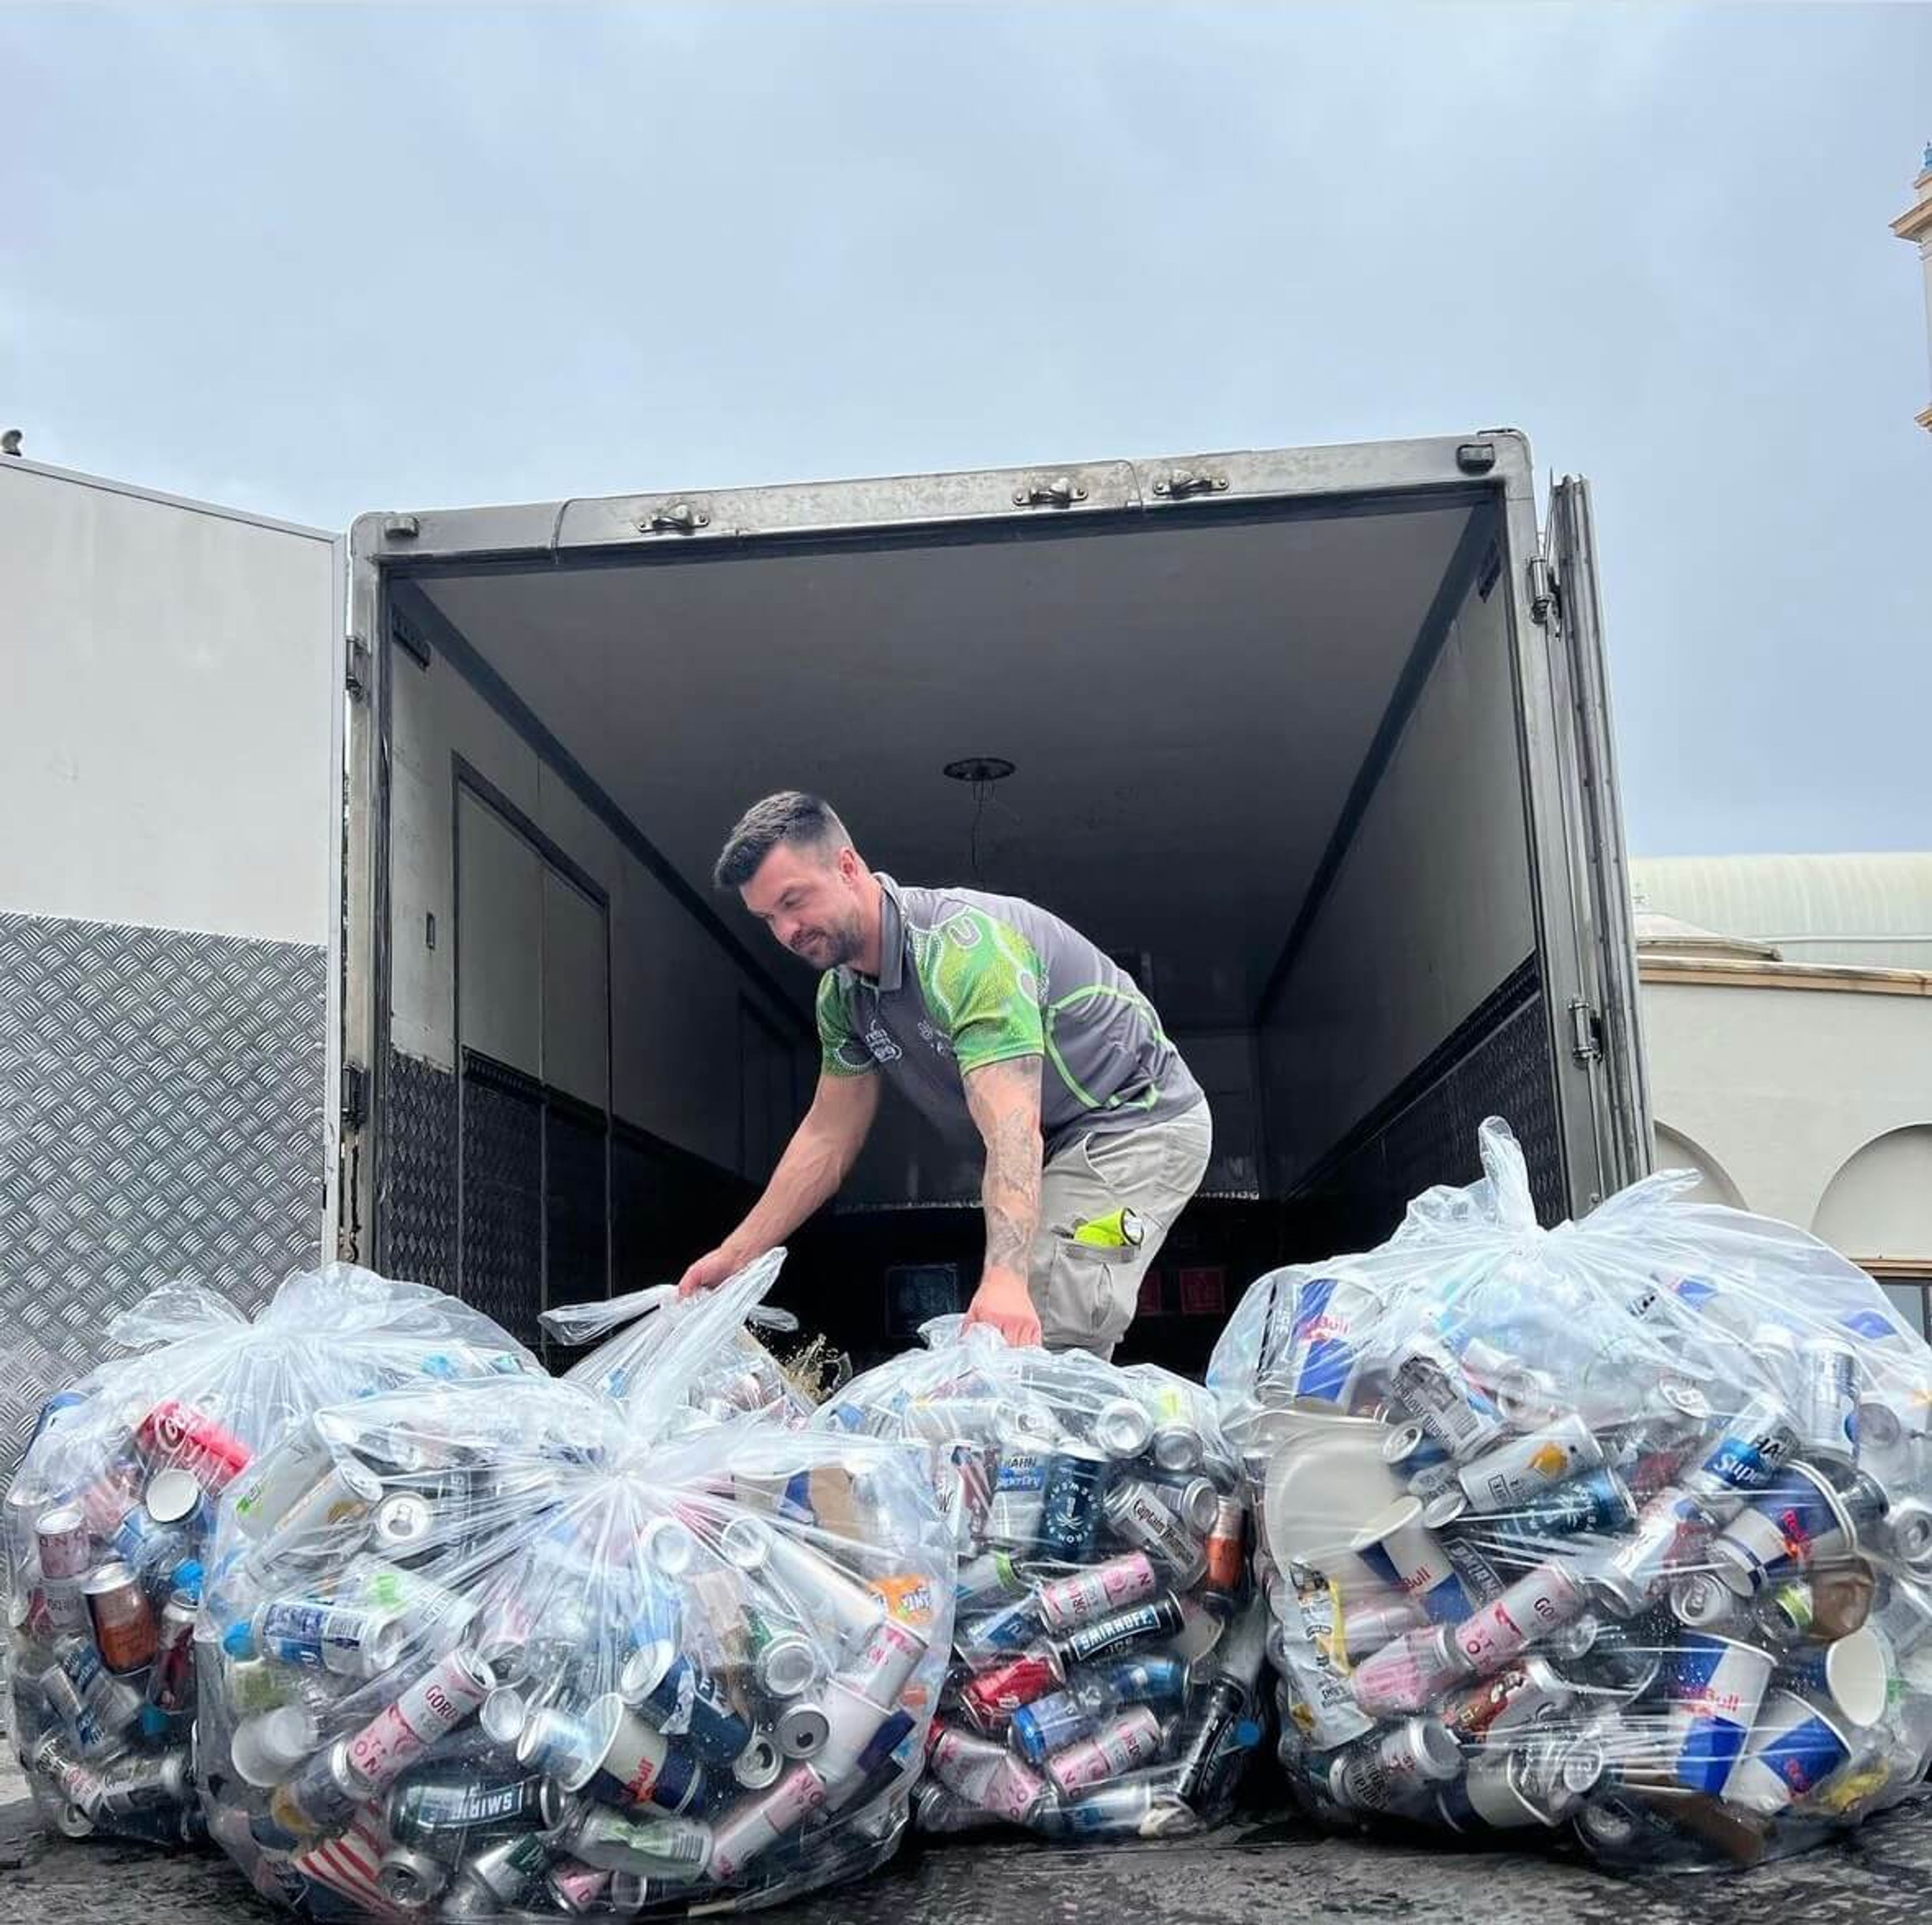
[1,461,339,945]
[1642,976,1932,1258]
[1261,560,1537,1188]
[387,643,807,1176]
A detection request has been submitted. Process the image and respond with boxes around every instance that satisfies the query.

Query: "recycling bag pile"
[814,1320,1266,1839]
[4,1268,539,1848]
[194,1359,954,1918]
[1209,1118,1932,1867]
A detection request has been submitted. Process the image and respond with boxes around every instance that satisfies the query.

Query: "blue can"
[629,1650,751,1769]
[30,1390,90,1449]
[1091,1654,1188,1708]
[1492,1470,1637,1550]
[1033,1446,1110,1561]
[958,1596,1045,1662]
[1662,1631,1775,1793]
[1012,1690,1096,1763]
[1687,1395,1799,1505]
[1284,1276,1378,1407]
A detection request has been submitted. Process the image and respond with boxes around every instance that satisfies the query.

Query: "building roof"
[1630,853,1932,969]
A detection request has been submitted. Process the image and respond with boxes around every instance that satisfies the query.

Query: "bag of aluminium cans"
[3,1266,538,1852]
[543,1251,815,1437]
[195,1313,955,1917]
[811,1318,1265,1841]
[1208,1114,1932,1869]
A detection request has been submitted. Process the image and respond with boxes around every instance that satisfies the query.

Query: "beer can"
[1037,1553,1160,1632]
[1032,1446,1110,1562]
[1053,1593,1184,1668]
[455,1833,550,1911]
[34,1507,94,1582]
[345,1645,494,1791]
[1441,1414,1604,1521]
[1101,1481,1203,1582]
[1043,1705,1163,1796]
[81,1561,157,1672]
[1390,1337,1505,1460]
[565,1804,710,1882]
[1684,1395,1800,1511]
[1799,1341,1861,1462]
[986,1426,1053,1547]
[1879,1499,1932,1577]
[704,1764,827,1881]
[93,1752,190,1820]
[1094,1398,1154,1461]
[39,1577,90,1640]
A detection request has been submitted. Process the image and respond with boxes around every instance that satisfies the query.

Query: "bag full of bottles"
[4,1267,537,1850]
[196,1274,955,1918]
[1208,1116,1932,1868]
[813,1318,1265,1841]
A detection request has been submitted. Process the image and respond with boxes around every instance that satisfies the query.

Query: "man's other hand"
[961,1269,1042,1347]
[677,1246,743,1298]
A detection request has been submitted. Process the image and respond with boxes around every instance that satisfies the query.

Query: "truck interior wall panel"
[0,911,324,1478]
[458,1051,545,1348]
[1262,567,1538,1191]
[382,1049,458,1292]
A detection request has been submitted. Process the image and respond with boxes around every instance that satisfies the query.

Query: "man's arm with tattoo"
[959,1054,1045,1346]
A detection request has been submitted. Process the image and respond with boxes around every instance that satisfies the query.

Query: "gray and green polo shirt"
[816,875,1203,1157]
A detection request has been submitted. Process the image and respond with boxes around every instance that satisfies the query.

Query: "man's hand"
[962,1267,1042,1347]
[677,1245,746,1299]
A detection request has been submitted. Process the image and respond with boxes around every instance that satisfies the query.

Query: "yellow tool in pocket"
[1072,1207,1145,1250]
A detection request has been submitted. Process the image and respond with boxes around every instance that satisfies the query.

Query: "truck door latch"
[1012,475,1088,509]
[1151,467,1229,498]
[1568,998,1603,1065]
[1528,557,1559,626]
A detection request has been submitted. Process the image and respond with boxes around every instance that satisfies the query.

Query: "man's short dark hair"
[713,792,853,889]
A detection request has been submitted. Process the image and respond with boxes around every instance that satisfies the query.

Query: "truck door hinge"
[342,1059,368,1133]
[1567,997,1603,1065]
[345,636,372,701]
[1527,558,1559,627]
[1012,474,1088,509]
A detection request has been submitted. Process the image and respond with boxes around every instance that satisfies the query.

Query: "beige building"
[1632,854,1932,1336]
[1894,143,1932,430]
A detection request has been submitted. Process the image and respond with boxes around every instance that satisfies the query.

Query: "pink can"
[930,1726,1046,1823]
[345,1647,491,1790]
[1037,1553,1159,1633]
[1350,1625,1473,1718]
[839,1614,929,1708]
[705,1765,826,1881]
[1043,1705,1163,1796]
[1452,1562,1588,1677]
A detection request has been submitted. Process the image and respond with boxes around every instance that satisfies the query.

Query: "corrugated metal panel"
[1629,854,1932,969]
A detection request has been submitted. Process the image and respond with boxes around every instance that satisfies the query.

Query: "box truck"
[0,430,1647,1454]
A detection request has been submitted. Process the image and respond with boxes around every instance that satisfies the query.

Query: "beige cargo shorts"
[1028,1100,1214,1359]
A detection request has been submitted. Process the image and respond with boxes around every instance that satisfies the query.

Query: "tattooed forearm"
[964,1057,1044,1279]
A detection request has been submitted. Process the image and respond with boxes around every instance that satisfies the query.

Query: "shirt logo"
[916,1019,955,1059]
[863,1024,902,1064]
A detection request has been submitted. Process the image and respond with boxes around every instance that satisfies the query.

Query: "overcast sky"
[5,3,1928,858]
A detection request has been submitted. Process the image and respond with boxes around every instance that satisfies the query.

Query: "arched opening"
[1813,1126,1932,1263]
[1650,1122,1746,1209]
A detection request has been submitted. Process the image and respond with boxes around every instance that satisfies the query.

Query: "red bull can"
[1279,1274,1380,1408]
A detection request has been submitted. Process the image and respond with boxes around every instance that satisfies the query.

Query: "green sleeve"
[815,973,876,1078]
[916,910,1045,1074]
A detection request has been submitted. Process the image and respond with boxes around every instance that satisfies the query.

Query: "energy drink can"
[620,1646,754,1767]
[344,1645,494,1791]
[582,1694,707,1814]
[1102,1481,1203,1582]
[1710,1463,1886,1596]
[1037,1553,1160,1632]
[1390,1337,1506,1460]
[81,1562,157,1672]
[1436,1415,1604,1523]
[1052,1593,1184,1668]
[1033,1445,1110,1562]
[705,1764,827,1881]
[1043,1705,1163,1796]
[1277,1274,1380,1408]
[34,1507,94,1582]
[1453,1561,1589,1676]
[928,1726,1046,1824]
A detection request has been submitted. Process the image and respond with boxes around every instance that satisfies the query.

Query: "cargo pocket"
[1042,1235,1140,1350]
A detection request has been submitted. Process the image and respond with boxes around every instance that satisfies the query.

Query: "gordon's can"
[1348,1625,1473,1719]
[1452,1561,1589,1676]
[344,1645,494,1791]
[704,1764,827,1881]
[928,1726,1045,1824]
[1037,1553,1160,1632]
[836,1611,929,1708]
[34,1507,94,1582]
[1043,1705,1162,1796]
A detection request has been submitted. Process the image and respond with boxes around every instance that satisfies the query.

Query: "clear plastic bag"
[541,1251,814,1437]
[813,1318,1264,1840]
[3,1266,538,1848]
[1208,1116,1932,1868]
[196,1277,955,1917]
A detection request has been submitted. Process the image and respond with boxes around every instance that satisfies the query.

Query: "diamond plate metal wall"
[0,912,325,1479]
[383,1050,457,1292]
[459,1051,543,1349]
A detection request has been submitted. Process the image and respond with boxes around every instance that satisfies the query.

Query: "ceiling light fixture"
[942,758,1016,785]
